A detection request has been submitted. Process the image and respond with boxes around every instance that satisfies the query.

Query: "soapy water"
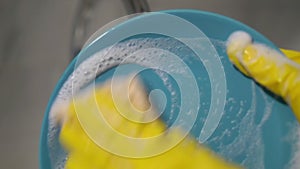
[47,37,300,169]
[285,122,300,169]
[208,83,272,169]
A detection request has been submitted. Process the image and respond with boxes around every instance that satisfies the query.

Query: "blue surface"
[40,9,297,169]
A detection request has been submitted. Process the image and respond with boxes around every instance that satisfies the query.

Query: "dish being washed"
[40,10,300,169]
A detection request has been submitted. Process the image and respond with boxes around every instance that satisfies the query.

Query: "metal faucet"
[71,0,150,58]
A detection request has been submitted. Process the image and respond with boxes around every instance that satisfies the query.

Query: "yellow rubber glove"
[227,31,300,122]
[55,76,242,169]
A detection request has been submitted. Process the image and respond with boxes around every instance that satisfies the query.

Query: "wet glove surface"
[227,31,300,122]
[56,76,242,169]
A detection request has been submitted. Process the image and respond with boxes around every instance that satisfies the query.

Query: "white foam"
[226,31,252,60]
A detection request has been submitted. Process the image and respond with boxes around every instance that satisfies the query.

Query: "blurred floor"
[0,0,299,169]
[0,0,76,168]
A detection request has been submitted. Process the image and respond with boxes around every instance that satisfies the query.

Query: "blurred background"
[0,0,299,168]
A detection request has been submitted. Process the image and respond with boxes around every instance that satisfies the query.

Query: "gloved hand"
[227,31,300,122]
[56,76,241,169]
